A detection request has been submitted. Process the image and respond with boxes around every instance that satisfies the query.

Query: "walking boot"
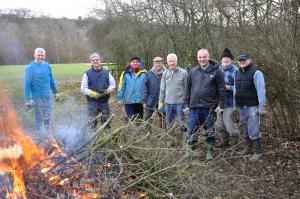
[249,139,262,161]
[206,142,213,160]
[237,137,252,155]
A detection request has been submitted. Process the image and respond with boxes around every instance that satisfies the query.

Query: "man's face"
[153,61,163,72]
[238,59,251,69]
[197,50,210,67]
[130,60,140,68]
[221,57,232,66]
[34,52,45,63]
[167,57,177,70]
[91,57,101,68]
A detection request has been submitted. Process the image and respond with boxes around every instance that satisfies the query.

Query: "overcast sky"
[0,0,103,19]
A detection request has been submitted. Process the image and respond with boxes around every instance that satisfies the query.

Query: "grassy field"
[0,63,90,88]
[0,63,120,99]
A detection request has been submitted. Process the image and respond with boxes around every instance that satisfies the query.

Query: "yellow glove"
[90,90,101,99]
[103,88,112,96]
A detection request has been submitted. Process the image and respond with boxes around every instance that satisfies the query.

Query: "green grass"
[0,63,120,100]
[0,63,94,99]
[0,63,90,84]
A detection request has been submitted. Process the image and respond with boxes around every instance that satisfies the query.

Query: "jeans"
[187,107,217,145]
[34,98,52,134]
[239,106,260,140]
[87,101,110,129]
[164,103,185,128]
[216,107,239,136]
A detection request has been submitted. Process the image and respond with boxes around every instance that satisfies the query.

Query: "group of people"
[24,47,266,161]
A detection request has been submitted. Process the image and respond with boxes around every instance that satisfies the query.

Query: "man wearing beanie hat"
[235,52,266,161]
[215,48,240,148]
[81,52,116,130]
[117,55,147,120]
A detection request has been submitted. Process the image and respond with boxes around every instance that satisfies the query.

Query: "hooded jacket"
[117,69,147,104]
[186,60,225,109]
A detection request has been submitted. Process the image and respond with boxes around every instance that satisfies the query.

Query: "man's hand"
[90,90,101,99]
[158,102,164,112]
[225,85,230,90]
[118,101,125,113]
[103,89,112,96]
[183,107,189,115]
[25,100,35,109]
[55,93,60,101]
[259,105,267,115]
[215,106,224,114]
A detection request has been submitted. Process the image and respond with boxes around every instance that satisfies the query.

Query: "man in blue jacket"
[235,53,266,161]
[117,56,147,120]
[185,49,225,160]
[142,57,166,131]
[24,47,59,132]
[81,53,116,130]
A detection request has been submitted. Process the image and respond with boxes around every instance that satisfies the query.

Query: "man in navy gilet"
[81,53,116,130]
[235,53,266,161]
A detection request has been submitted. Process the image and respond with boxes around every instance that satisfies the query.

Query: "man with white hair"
[159,53,188,131]
[81,53,116,129]
[24,47,59,132]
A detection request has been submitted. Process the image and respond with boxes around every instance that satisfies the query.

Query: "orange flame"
[0,96,45,198]
[0,96,102,198]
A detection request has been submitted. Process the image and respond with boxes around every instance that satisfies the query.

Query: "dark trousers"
[143,107,166,129]
[187,107,217,145]
[125,103,143,120]
[87,100,110,129]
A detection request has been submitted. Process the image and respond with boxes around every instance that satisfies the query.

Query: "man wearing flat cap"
[81,53,116,130]
[235,52,266,161]
[142,56,166,131]
[117,55,147,120]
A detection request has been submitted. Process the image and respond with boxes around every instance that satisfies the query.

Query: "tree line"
[89,0,299,139]
[0,0,299,139]
[0,9,94,65]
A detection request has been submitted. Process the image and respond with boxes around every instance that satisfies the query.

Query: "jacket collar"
[151,66,166,75]
[134,69,147,78]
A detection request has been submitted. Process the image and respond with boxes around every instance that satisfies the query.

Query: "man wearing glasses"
[81,53,116,130]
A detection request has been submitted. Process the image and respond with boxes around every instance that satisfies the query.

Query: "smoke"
[0,32,29,65]
[52,97,89,152]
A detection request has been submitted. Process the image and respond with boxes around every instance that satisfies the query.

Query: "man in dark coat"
[185,48,225,160]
